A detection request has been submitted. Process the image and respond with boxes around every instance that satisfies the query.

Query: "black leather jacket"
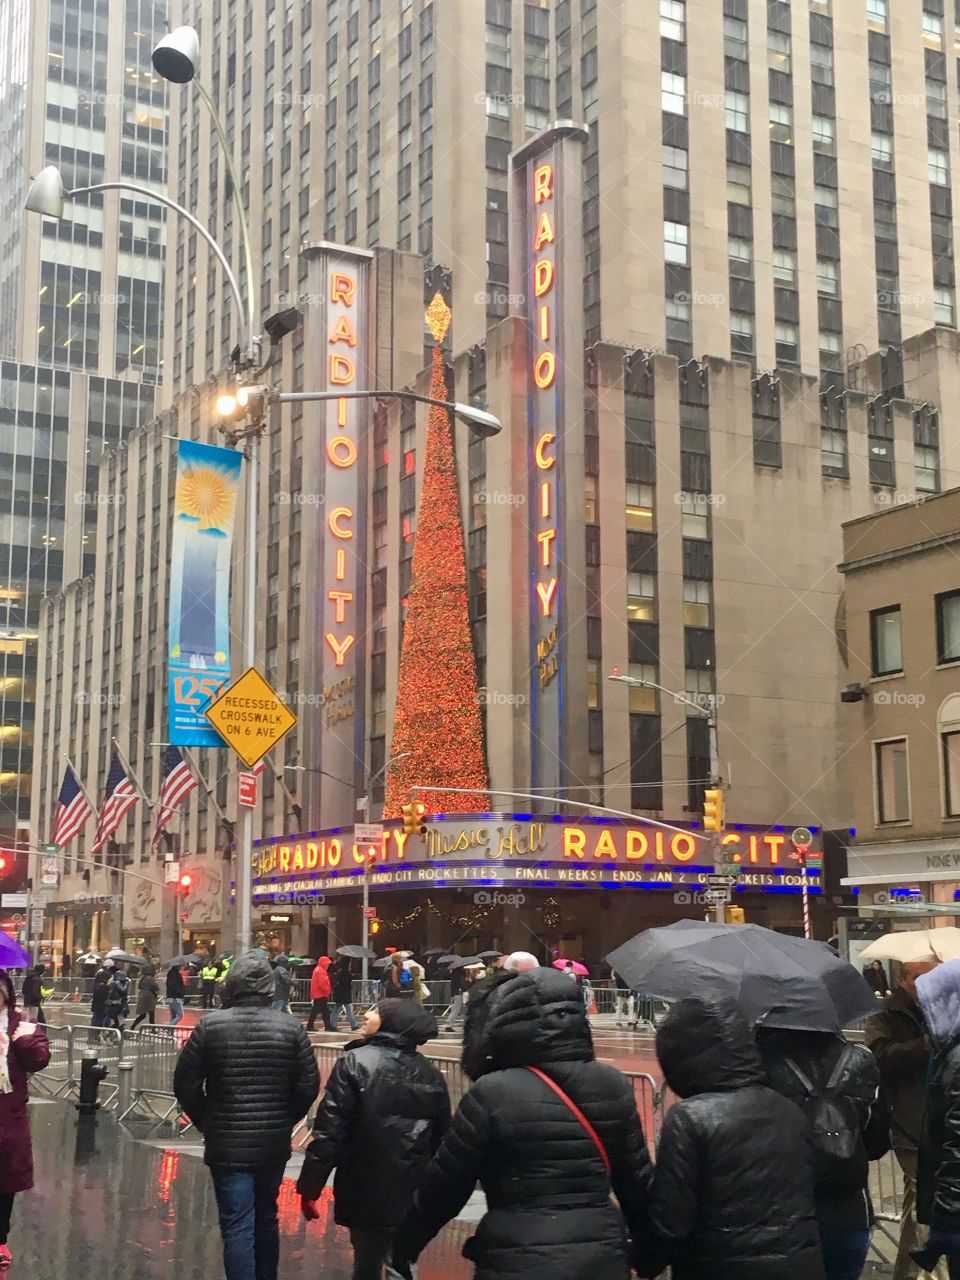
[297,1014,450,1229]
[652,998,825,1280]
[173,952,318,1171]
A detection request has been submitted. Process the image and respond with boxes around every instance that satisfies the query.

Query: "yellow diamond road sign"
[203,667,298,769]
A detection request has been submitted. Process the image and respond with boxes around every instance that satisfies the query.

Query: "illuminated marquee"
[252,817,823,894]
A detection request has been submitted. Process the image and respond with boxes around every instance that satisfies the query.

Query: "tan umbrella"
[860,928,960,964]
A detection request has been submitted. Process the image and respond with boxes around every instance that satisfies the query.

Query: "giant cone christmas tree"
[383,293,490,817]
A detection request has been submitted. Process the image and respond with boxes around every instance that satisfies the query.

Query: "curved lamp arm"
[67,180,246,341]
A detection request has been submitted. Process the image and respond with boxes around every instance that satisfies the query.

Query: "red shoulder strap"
[525,1065,612,1177]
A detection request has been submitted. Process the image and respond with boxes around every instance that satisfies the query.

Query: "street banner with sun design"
[167,439,242,744]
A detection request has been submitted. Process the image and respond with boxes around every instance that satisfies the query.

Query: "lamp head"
[152,25,200,84]
[24,166,65,219]
[454,403,502,438]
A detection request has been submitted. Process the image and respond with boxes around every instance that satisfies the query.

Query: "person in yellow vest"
[201,960,220,1010]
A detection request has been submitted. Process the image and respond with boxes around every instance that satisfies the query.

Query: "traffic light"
[370,919,381,935]
[724,905,745,925]
[177,872,193,896]
[401,801,427,836]
[703,787,725,832]
[0,854,7,874]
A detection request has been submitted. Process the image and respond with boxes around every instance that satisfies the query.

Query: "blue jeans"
[821,1228,870,1280]
[167,998,184,1025]
[210,1163,287,1280]
[337,1002,358,1031]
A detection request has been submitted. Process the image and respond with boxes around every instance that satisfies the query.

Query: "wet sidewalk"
[9,1100,475,1279]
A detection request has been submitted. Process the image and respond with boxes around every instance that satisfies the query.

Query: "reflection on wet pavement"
[11,1103,474,1278]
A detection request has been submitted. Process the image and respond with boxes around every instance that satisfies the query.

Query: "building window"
[775,322,799,364]
[817,259,839,296]
[664,220,689,265]
[769,102,793,144]
[727,162,752,204]
[663,145,688,189]
[866,0,888,34]
[661,72,686,114]
[872,134,894,170]
[731,313,754,356]
[683,579,711,627]
[813,116,835,153]
[875,738,909,824]
[767,31,791,73]
[729,237,753,277]
[724,16,747,59]
[810,42,834,85]
[870,604,902,676]
[922,12,943,49]
[935,287,956,326]
[929,149,950,186]
[680,495,709,539]
[773,250,797,286]
[937,591,960,664]
[660,0,685,41]
[666,296,691,345]
[916,445,940,493]
[943,731,960,817]
[820,331,843,372]
[725,91,749,133]
[627,573,657,621]
[626,483,654,531]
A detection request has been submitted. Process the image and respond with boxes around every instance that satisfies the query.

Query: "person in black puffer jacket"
[651,996,825,1280]
[914,959,960,1276]
[173,950,319,1280]
[297,999,449,1279]
[391,967,656,1280]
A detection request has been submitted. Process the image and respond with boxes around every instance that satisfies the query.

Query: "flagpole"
[64,754,97,812]
[112,737,153,807]
[183,749,229,823]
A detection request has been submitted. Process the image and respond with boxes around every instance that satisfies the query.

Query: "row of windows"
[875,731,960,826]
[871,591,960,677]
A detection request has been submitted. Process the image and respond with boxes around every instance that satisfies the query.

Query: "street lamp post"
[609,673,726,922]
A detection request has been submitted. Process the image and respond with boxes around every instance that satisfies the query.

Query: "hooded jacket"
[393,968,655,1280]
[758,1026,887,1232]
[652,997,825,1280]
[865,984,930,1153]
[310,957,332,1001]
[173,950,319,1171]
[916,959,960,1227]
[297,1000,449,1228]
[0,968,51,1194]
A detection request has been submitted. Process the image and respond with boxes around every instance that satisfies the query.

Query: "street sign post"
[791,827,816,939]
[363,906,377,919]
[706,874,738,887]
[164,861,181,885]
[702,888,732,906]
[238,772,258,808]
[204,666,298,769]
[355,822,384,844]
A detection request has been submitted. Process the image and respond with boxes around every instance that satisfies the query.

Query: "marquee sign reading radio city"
[251,817,823,901]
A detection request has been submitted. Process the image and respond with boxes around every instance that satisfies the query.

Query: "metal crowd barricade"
[30,1025,75,1099]
[869,1148,905,1261]
[116,1026,192,1123]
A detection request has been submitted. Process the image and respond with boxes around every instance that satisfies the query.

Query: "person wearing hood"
[913,958,960,1277]
[306,956,333,1032]
[131,966,160,1031]
[757,1022,889,1280]
[331,956,359,1032]
[90,960,113,1028]
[173,950,319,1280]
[651,996,825,1280]
[0,968,50,1270]
[271,953,293,1013]
[866,959,940,1280]
[390,967,656,1280]
[297,998,449,1279]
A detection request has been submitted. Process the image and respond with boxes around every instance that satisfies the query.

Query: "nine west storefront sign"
[252,816,822,900]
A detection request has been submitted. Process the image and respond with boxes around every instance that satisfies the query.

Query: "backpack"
[784,1043,870,1197]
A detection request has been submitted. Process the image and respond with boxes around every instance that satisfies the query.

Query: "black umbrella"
[477,951,503,961]
[164,953,202,968]
[422,947,447,956]
[337,944,377,960]
[449,955,484,970]
[607,919,878,1033]
[437,955,460,965]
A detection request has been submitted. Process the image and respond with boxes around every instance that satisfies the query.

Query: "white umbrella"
[860,928,960,964]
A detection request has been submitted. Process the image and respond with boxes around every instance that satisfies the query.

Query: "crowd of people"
[12,945,960,1277]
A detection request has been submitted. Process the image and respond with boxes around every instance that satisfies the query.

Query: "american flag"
[91,751,140,853]
[151,746,198,849]
[50,765,94,849]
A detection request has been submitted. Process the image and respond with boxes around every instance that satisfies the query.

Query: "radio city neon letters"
[324,269,359,667]
[532,162,558,621]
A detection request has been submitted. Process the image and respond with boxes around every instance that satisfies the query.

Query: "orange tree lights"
[384,292,490,819]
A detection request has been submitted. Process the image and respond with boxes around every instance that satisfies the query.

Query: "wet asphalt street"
[8,1101,476,1279]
